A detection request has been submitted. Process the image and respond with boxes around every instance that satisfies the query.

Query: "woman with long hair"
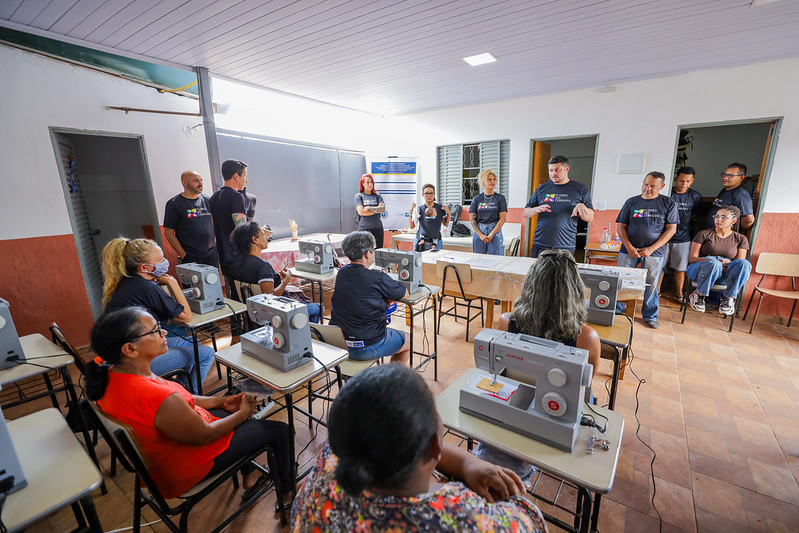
[86,307,293,504]
[354,173,386,248]
[101,237,214,392]
[469,169,507,255]
[290,364,547,532]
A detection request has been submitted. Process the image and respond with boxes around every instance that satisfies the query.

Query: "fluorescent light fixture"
[463,52,497,66]
[750,0,786,6]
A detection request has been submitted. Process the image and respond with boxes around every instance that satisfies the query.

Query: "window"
[437,140,509,206]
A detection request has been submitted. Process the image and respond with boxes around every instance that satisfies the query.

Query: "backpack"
[448,203,472,237]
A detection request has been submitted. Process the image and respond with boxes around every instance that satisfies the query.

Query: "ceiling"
[2,0,799,116]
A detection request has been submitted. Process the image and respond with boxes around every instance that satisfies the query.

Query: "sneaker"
[689,291,706,313]
[719,296,736,316]
[644,320,660,329]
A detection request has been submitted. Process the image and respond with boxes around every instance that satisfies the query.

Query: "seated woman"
[290,364,547,532]
[227,222,323,323]
[686,205,752,315]
[102,237,214,393]
[330,231,409,364]
[499,249,601,378]
[410,183,451,251]
[86,307,294,503]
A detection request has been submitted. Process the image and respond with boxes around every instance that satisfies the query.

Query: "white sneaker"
[719,296,736,316]
[689,291,705,313]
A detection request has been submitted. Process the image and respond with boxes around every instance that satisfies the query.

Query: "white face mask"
[146,259,170,277]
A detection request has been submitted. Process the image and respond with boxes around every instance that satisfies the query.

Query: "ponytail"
[101,237,158,306]
[85,360,112,400]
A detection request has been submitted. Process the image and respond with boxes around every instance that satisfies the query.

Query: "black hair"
[231,221,262,256]
[726,162,747,176]
[548,155,569,166]
[341,231,376,261]
[221,159,248,181]
[328,364,438,495]
[85,307,152,401]
[421,183,436,193]
[676,166,695,177]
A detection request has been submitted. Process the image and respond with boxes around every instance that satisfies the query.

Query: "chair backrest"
[755,252,799,277]
[50,322,85,371]
[507,237,520,257]
[234,280,262,301]
[436,262,474,298]
[309,323,347,350]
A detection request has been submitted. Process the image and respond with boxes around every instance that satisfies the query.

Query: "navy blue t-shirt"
[525,180,593,248]
[355,192,385,231]
[104,276,183,328]
[163,194,217,261]
[227,254,280,287]
[209,186,247,268]
[469,193,507,224]
[705,186,754,228]
[616,195,679,257]
[330,264,406,347]
[669,188,703,243]
[417,202,447,240]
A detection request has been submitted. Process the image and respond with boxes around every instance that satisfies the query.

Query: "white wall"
[375,57,799,214]
[0,44,210,240]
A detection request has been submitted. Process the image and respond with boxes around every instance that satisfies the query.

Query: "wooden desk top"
[588,315,633,348]
[1,334,72,386]
[436,368,623,494]
[4,408,102,532]
[215,339,348,393]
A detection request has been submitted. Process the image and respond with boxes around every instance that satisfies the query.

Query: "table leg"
[190,328,203,395]
[607,345,621,410]
[484,299,495,328]
[408,304,415,369]
[41,372,60,410]
[575,487,592,533]
[433,295,438,381]
[285,392,297,477]
[79,495,104,533]
[591,493,602,533]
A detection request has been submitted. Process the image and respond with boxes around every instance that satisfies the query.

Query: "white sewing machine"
[0,298,25,371]
[459,329,593,452]
[374,248,424,293]
[577,265,621,327]
[175,263,225,314]
[241,294,313,372]
[295,239,335,274]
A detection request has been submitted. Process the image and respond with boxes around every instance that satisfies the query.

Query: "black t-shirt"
[417,202,446,240]
[525,180,593,248]
[469,193,507,224]
[209,186,247,267]
[616,194,679,257]
[705,186,754,228]
[163,194,216,257]
[330,264,406,347]
[669,188,703,243]
[104,276,183,328]
[227,254,280,287]
[507,317,577,347]
[355,192,385,231]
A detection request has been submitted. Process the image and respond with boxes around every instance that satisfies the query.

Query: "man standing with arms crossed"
[524,155,594,258]
[663,167,703,302]
[616,172,679,329]
[705,163,755,231]
[163,170,218,267]
[209,159,250,276]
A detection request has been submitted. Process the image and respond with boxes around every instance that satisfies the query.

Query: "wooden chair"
[80,399,289,531]
[679,280,736,332]
[743,252,799,334]
[437,261,484,342]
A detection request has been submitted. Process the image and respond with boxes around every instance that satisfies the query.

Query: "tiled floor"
[9,297,799,532]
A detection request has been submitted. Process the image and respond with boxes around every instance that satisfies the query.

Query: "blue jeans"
[472,222,504,255]
[348,328,405,361]
[615,253,664,322]
[686,258,752,298]
[150,334,215,393]
[414,234,444,252]
[306,303,323,324]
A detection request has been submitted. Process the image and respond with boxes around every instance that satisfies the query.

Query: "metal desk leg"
[575,487,592,533]
[591,493,602,532]
[41,372,60,410]
[608,345,621,410]
[79,495,104,533]
[433,294,438,381]
[190,328,204,395]
[285,392,297,477]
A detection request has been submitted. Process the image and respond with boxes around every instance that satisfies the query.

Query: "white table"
[398,285,441,379]
[4,408,103,532]
[288,267,337,319]
[392,232,513,254]
[436,368,624,533]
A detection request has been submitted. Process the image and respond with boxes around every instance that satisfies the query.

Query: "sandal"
[241,473,270,501]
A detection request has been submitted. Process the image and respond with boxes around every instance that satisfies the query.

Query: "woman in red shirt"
[85,306,294,504]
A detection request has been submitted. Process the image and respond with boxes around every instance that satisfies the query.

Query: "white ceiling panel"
[3,0,799,115]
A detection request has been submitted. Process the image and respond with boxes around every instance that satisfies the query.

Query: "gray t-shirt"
[355,192,384,230]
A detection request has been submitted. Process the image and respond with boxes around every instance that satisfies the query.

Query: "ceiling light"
[750,0,786,6]
[463,53,497,66]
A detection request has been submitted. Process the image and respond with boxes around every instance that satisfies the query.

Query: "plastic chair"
[679,280,736,332]
[506,236,520,257]
[80,399,288,531]
[437,262,484,342]
[743,252,799,334]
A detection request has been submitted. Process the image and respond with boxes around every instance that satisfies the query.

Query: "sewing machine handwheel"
[291,313,308,329]
[205,272,219,284]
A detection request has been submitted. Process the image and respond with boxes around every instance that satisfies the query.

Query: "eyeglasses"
[128,326,166,342]
[720,173,743,178]
[422,192,435,196]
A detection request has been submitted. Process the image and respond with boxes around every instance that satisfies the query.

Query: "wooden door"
[525,141,551,256]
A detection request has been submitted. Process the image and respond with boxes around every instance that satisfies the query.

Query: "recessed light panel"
[463,53,497,66]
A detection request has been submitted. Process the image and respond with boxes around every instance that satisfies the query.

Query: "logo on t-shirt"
[543,194,556,202]
[543,193,571,203]
[186,208,200,218]
[631,208,662,219]
[632,209,645,218]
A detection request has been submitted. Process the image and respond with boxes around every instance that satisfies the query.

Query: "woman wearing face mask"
[101,237,215,393]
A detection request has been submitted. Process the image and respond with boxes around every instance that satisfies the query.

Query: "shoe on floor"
[719,295,736,316]
[674,294,684,304]
[688,291,706,313]
[241,473,270,500]
[644,320,660,329]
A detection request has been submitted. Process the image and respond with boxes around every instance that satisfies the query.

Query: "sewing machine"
[0,298,25,371]
[374,248,424,293]
[577,265,621,327]
[175,263,225,314]
[241,293,313,372]
[0,387,27,494]
[295,239,335,274]
[459,329,593,452]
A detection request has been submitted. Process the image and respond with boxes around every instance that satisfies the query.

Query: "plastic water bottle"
[600,225,612,248]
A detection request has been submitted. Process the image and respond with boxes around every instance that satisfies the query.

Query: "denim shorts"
[347,328,406,361]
